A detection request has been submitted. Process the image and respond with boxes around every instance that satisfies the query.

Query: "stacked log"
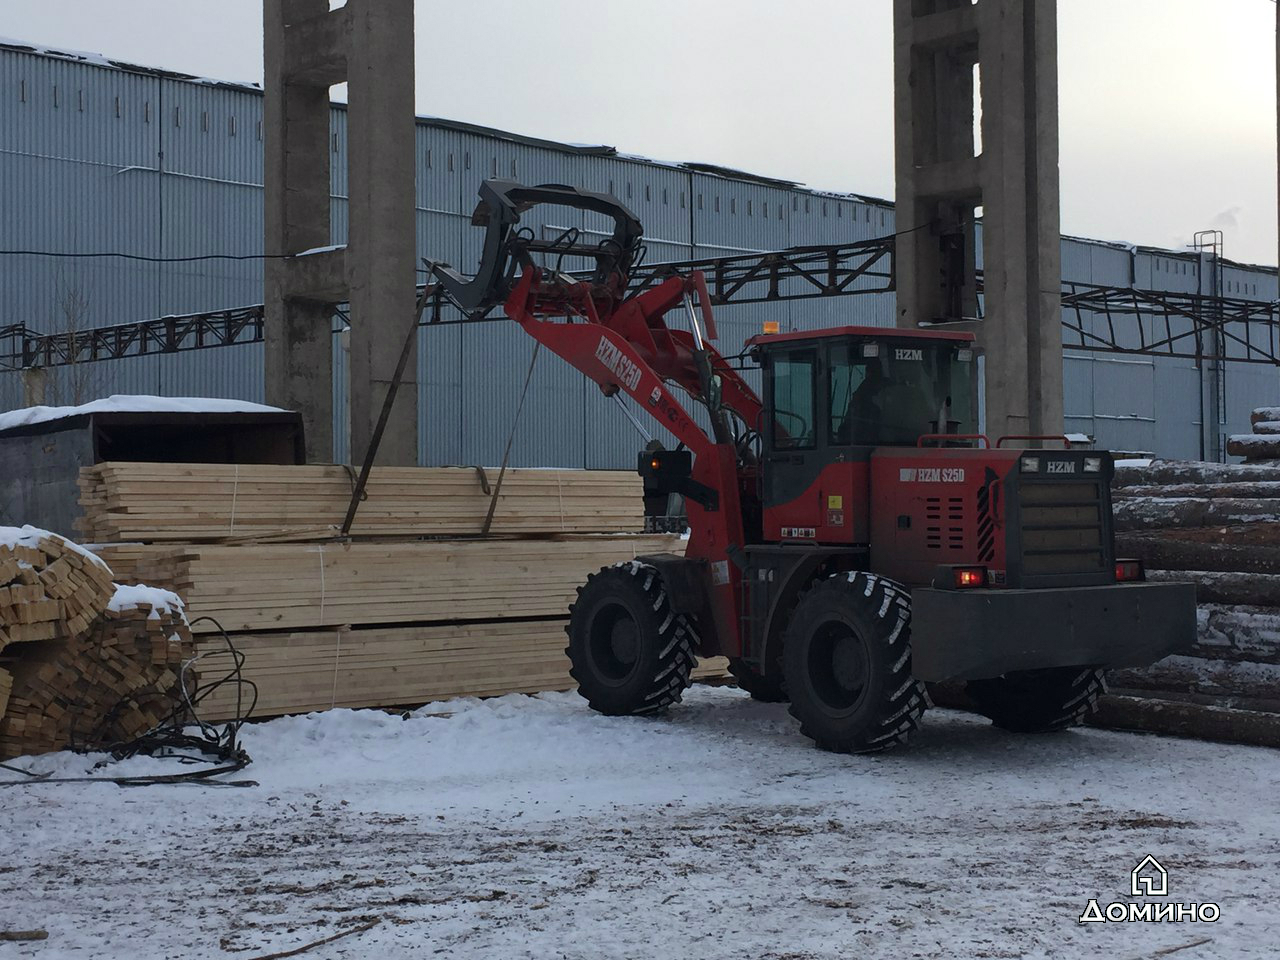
[79,462,719,722]
[1225,405,1280,463]
[0,525,193,759]
[1107,458,1280,743]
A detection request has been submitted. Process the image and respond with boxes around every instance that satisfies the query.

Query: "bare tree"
[42,267,102,407]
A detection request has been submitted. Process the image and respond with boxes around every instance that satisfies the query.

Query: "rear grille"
[1017,481,1107,579]
[926,497,966,552]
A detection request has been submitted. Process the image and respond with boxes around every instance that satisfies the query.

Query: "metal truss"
[621,236,896,306]
[4,239,1279,370]
[1058,282,1280,366]
[4,305,265,372]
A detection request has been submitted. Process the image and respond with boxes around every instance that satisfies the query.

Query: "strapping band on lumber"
[77,463,646,542]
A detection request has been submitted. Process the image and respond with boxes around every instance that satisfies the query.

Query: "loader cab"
[749,327,978,545]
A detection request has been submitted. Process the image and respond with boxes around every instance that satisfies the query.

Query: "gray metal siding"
[3,44,1278,468]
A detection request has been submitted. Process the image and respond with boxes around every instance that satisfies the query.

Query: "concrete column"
[263,0,337,463]
[894,0,1064,441]
[976,0,1064,440]
[893,0,981,329]
[345,0,419,467]
[21,367,47,407]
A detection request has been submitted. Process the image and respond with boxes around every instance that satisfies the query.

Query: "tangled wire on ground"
[0,616,259,788]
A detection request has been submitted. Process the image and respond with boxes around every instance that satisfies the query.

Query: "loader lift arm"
[427,180,765,655]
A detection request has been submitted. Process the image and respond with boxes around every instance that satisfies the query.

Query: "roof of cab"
[745,325,976,348]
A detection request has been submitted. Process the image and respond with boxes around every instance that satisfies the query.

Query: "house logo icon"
[1131,855,1169,897]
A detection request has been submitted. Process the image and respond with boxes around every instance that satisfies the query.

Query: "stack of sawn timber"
[0,526,194,759]
[78,463,646,541]
[1107,455,1280,745]
[1226,406,1280,463]
[86,463,723,721]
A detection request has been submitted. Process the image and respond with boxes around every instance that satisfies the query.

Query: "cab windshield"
[828,341,974,446]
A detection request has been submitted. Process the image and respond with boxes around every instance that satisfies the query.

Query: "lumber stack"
[98,535,684,635]
[0,527,116,647]
[77,462,719,720]
[196,621,728,721]
[0,594,192,758]
[77,463,645,541]
[1105,457,1280,743]
[0,525,194,759]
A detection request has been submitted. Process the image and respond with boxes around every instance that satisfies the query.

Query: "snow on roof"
[0,395,287,433]
[0,36,261,90]
[0,524,112,573]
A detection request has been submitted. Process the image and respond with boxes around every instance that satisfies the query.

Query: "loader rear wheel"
[782,572,929,753]
[727,658,788,703]
[567,562,697,717]
[966,667,1107,733]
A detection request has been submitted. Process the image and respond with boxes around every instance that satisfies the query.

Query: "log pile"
[1225,406,1280,463]
[77,463,646,541]
[80,462,718,722]
[0,525,193,759]
[1107,457,1280,744]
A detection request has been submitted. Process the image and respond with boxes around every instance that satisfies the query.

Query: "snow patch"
[107,584,187,622]
[0,524,112,573]
[0,395,286,432]
[294,243,347,257]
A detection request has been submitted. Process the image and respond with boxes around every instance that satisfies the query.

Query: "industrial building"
[1,37,1276,466]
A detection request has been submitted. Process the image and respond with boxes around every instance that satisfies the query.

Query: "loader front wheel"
[966,667,1107,733]
[567,562,697,716]
[783,572,929,753]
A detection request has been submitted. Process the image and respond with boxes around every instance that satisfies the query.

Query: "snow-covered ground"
[3,686,1277,959]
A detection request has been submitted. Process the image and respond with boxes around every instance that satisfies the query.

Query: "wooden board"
[196,620,727,722]
[78,463,646,542]
[99,534,685,635]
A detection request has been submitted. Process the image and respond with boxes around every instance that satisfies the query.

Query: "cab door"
[762,346,821,537]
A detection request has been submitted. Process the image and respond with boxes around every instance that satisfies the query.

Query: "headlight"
[1084,457,1102,473]
[1022,457,1041,473]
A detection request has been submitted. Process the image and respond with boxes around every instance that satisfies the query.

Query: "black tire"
[782,572,929,753]
[966,667,1107,733]
[727,657,788,703]
[566,561,697,716]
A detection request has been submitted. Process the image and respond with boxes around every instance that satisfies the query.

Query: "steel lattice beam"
[5,241,1280,370]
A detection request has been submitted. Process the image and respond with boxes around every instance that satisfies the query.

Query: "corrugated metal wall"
[1,44,1277,466]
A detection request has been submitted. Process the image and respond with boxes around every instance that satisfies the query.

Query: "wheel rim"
[586,602,641,684]
[807,618,871,712]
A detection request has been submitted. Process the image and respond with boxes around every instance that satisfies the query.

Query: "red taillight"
[953,567,988,589]
[1115,559,1144,582]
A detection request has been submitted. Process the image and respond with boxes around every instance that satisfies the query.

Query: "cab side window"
[770,350,816,450]
[828,343,870,445]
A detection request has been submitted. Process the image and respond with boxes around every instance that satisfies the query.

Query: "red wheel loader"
[428,180,1195,753]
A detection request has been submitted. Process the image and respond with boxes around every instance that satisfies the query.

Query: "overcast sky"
[5,0,1278,264]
